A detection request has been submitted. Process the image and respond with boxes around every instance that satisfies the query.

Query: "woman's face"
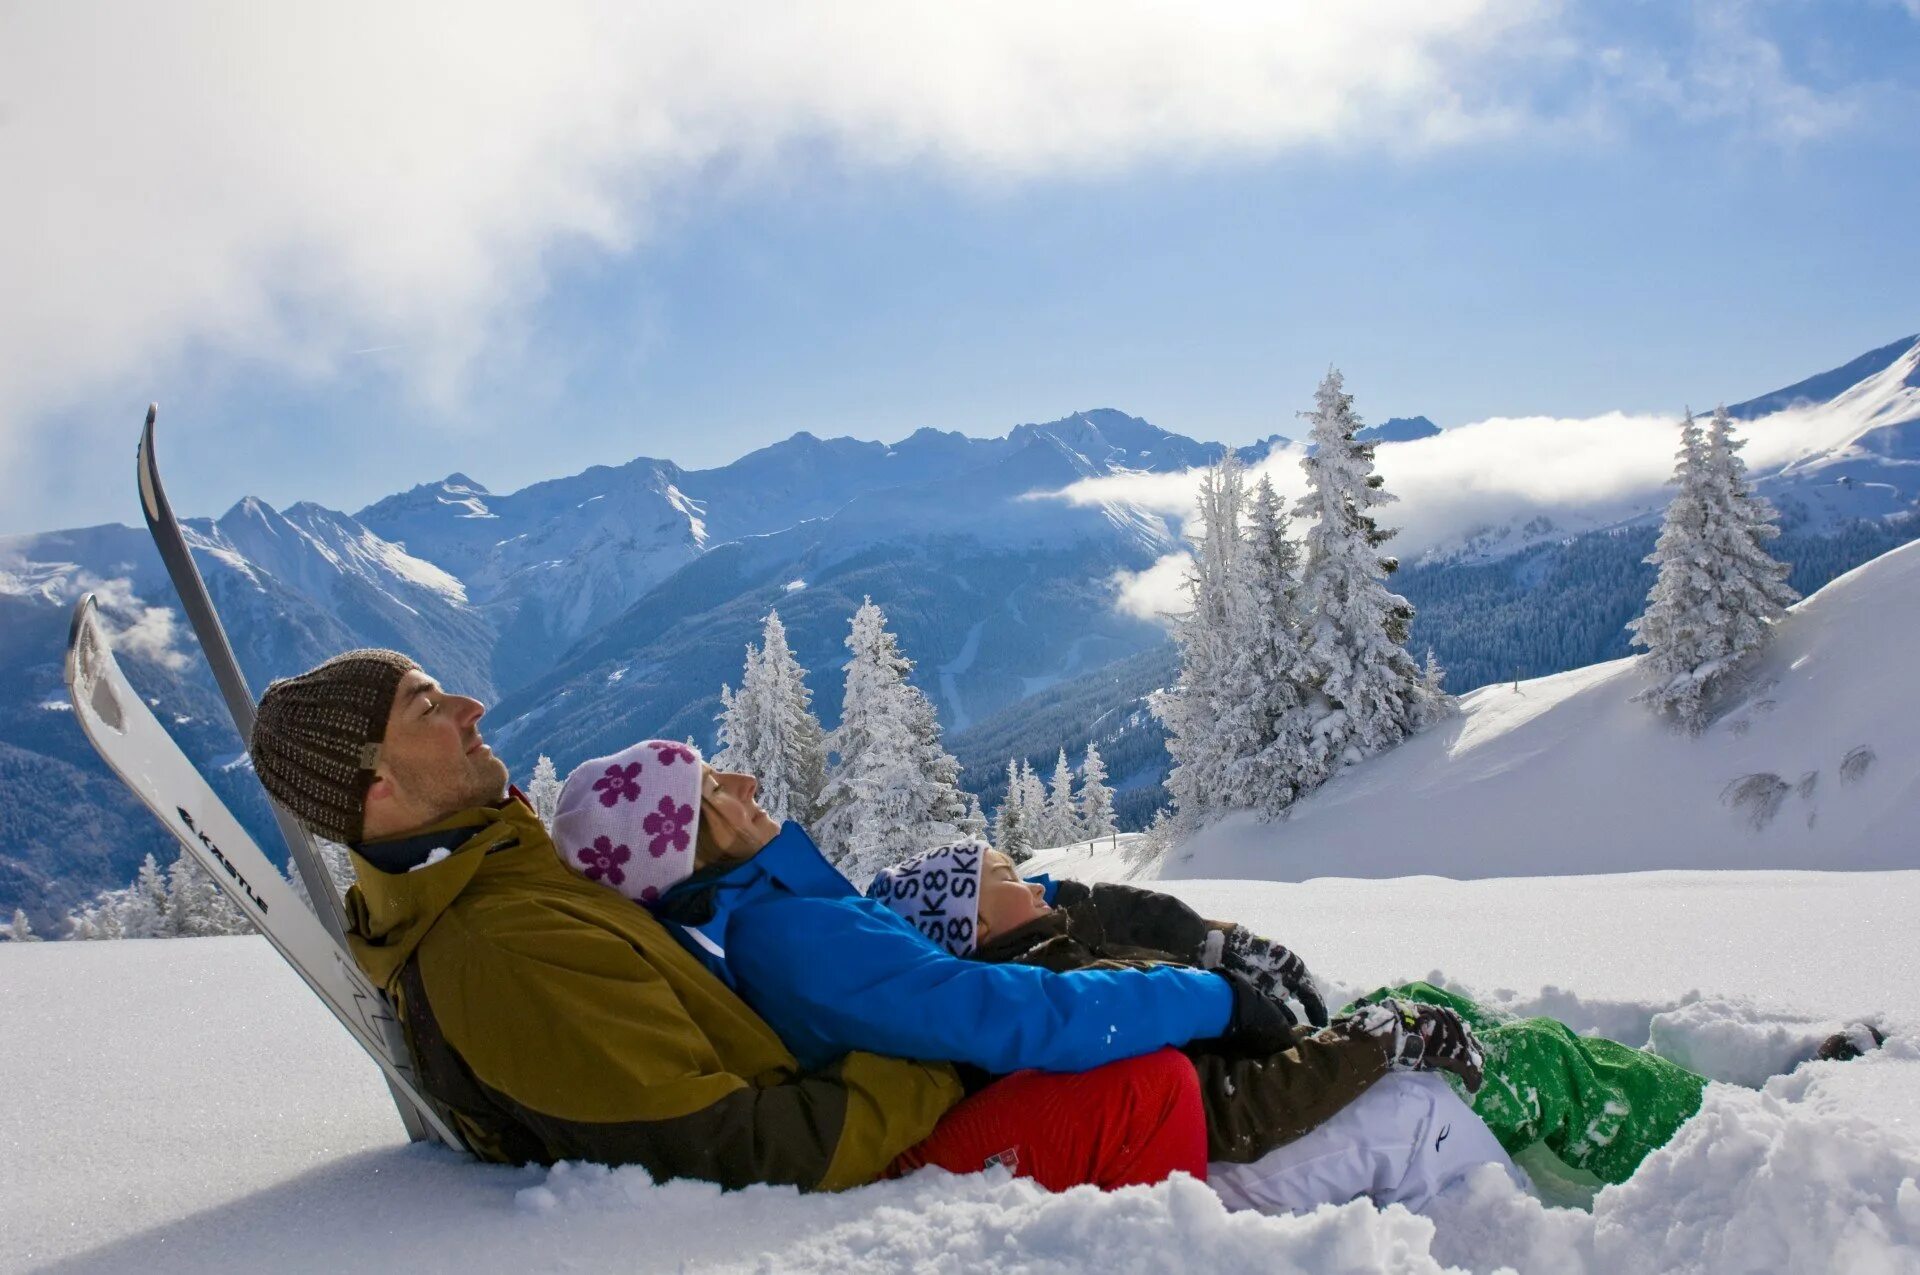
[976,849,1051,943]
[694,765,781,867]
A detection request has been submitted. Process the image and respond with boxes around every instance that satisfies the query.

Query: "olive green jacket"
[344,797,962,1189]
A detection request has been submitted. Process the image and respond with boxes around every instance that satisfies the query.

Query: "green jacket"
[344,797,962,1189]
[975,883,1391,1164]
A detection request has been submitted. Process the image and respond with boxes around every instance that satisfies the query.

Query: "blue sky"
[3,1,1917,535]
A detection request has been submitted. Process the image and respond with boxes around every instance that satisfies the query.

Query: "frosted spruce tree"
[1294,368,1430,771]
[1015,760,1052,847]
[1077,743,1117,840]
[4,908,39,941]
[67,848,251,938]
[994,758,1034,862]
[1045,749,1078,846]
[287,837,357,916]
[164,854,249,937]
[526,755,563,829]
[1628,407,1797,732]
[1214,476,1319,817]
[1151,450,1250,825]
[815,599,967,885]
[714,611,829,823]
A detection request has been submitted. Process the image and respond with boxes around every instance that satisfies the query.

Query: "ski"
[65,595,464,1150]
[133,404,442,1147]
[136,405,351,940]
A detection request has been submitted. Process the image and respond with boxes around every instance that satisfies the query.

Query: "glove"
[1208,970,1299,1056]
[1342,999,1485,1093]
[1214,924,1329,1027]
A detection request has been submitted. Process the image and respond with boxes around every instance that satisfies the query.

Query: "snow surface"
[1164,539,1920,883]
[7,870,1917,1274]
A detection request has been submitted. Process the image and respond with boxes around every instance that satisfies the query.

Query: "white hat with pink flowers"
[551,739,704,905]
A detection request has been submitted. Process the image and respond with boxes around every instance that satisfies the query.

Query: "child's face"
[976,849,1051,943]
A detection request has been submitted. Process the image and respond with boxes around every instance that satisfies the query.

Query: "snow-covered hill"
[6,871,1916,1273]
[1163,539,1920,883]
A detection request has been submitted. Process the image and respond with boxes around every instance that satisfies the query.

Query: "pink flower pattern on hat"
[643,795,694,857]
[576,836,631,886]
[593,762,643,807]
[553,739,705,907]
[649,741,696,767]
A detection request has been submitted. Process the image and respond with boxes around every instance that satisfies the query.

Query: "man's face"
[364,670,511,837]
[976,849,1051,943]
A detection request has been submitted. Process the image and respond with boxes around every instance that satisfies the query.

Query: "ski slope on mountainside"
[7,871,1917,1275]
[1163,539,1920,884]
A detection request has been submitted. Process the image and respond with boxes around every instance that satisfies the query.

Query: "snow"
[7,868,1917,1273]
[1164,539,1920,882]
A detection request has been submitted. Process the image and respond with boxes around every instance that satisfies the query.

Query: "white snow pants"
[1207,1072,1526,1216]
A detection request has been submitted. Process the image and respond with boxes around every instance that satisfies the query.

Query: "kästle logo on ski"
[176,806,269,915]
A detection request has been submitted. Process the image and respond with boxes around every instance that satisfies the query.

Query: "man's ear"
[364,773,395,807]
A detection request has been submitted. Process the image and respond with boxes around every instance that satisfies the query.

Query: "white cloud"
[0,2,1556,510]
[78,575,192,671]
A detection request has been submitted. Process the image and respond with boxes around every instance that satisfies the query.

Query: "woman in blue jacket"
[546,743,1295,1078]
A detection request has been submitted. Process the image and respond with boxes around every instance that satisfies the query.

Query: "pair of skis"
[64,406,461,1151]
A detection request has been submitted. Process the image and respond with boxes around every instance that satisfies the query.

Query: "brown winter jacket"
[975,880,1391,1164]
[343,796,962,1189]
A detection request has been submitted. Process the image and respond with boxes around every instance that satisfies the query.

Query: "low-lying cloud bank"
[1078,390,1878,623]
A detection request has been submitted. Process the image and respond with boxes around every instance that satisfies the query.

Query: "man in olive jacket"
[251,648,962,1190]
[249,648,1207,1193]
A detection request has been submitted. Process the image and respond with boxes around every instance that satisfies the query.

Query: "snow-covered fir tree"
[710,654,755,772]
[1015,760,1052,847]
[713,611,829,824]
[1044,749,1078,846]
[993,758,1034,862]
[1420,647,1453,717]
[526,755,563,829]
[3,907,40,941]
[1294,368,1431,770]
[286,836,357,916]
[67,849,251,939]
[815,599,968,885]
[1214,476,1319,817]
[956,790,989,841]
[1628,406,1797,732]
[1077,742,1117,840]
[1151,450,1250,824]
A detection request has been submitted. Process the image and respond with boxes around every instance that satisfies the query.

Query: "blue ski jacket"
[652,822,1232,1075]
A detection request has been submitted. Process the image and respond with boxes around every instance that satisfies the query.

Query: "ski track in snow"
[6,869,1919,1274]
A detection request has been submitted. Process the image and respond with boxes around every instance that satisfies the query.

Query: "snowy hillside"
[6,872,1916,1274]
[1163,539,1920,883]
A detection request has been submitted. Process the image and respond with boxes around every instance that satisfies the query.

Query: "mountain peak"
[1357,416,1441,444]
[1726,334,1920,420]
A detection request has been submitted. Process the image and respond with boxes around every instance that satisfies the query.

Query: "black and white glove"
[1208,970,1300,1056]
[1343,999,1485,1093]
[1212,924,1330,1028]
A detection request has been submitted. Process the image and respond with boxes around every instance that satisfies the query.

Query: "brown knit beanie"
[250,648,420,845]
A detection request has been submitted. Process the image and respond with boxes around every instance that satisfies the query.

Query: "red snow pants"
[887,1047,1208,1191]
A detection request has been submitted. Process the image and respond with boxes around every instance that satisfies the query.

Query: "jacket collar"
[345,794,545,985]
[657,821,852,929]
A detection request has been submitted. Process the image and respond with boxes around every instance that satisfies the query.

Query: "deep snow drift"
[6,870,1917,1274]
[1163,539,1920,883]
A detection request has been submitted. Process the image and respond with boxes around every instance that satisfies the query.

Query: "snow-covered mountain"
[4,341,1917,926]
[1733,334,1920,531]
[1163,537,1920,882]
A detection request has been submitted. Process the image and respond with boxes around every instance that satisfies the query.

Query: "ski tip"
[146,403,157,427]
